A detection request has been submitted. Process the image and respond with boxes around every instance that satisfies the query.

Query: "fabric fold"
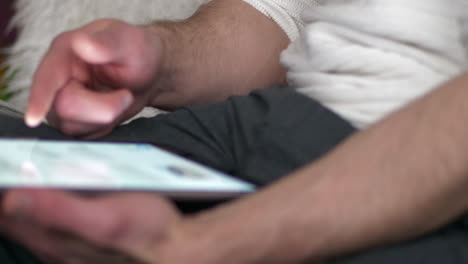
[282,0,468,128]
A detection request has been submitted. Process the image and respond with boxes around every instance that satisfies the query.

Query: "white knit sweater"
[244,0,468,128]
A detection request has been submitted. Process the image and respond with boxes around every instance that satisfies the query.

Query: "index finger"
[25,34,76,127]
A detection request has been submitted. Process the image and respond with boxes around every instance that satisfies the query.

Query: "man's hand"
[25,0,289,139]
[0,190,181,264]
[25,19,164,138]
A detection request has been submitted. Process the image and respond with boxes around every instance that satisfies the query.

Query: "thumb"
[52,80,134,125]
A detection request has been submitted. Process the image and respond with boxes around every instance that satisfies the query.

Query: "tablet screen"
[0,139,255,199]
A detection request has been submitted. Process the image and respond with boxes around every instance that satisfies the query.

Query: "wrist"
[153,215,219,264]
[153,199,292,264]
[143,22,198,110]
[140,23,174,107]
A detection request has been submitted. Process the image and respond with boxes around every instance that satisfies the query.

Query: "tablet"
[0,139,255,200]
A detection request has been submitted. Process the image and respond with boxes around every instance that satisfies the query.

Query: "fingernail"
[24,115,42,128]
[5,193,33,222]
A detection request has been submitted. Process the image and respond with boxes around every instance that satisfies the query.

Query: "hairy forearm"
[146,0,289,109]
[159,73,468,264]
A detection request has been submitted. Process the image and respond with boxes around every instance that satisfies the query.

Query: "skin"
[25,0,289,138]
[2,0,468,263]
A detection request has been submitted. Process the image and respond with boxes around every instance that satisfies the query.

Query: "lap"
[10,87,466,264]
[0,87,356,186]
[105,87,356,185]
[2,88,468,264]
[0,238,39,264]
[0,87,356,263]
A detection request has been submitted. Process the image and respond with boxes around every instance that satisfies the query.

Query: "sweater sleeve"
[242,0,319,41]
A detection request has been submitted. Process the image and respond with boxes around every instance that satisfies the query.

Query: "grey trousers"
[0,87,467,264]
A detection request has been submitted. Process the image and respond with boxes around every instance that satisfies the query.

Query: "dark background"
[0,0,16,47]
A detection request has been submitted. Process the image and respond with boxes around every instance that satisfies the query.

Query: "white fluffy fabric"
[282,0,468,128]
[4,0,208,113]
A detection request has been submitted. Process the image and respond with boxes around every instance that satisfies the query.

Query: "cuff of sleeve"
[242,0,319,41]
